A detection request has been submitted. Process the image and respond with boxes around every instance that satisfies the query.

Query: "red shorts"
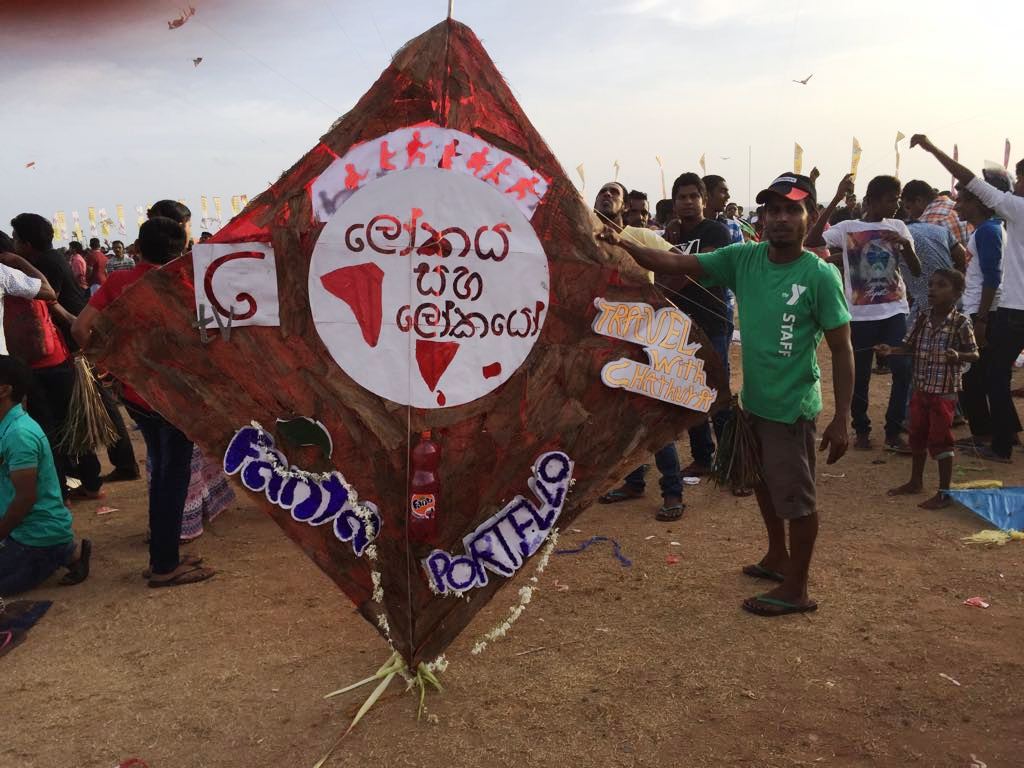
[909,391,956,459]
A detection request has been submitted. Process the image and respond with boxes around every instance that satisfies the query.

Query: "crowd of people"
[1,135,1022,619]
[1,203,226,596]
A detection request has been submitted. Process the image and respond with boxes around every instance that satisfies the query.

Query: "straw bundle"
[57,355,118,456]
[711,397,763,491]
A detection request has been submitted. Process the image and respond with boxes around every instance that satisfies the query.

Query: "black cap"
[756,173,817,207]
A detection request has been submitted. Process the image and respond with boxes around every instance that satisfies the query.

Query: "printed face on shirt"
[673,184,704,222]
[761,194,809,249]
[845,229,903,306]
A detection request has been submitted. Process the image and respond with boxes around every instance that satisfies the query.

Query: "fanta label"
[411,493,436,519]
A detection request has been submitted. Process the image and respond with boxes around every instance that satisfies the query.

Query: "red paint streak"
[482,362,502,379]
[203,251,265,320]
[344,164,368,190]
[320,263,385,347]
[415,339,460,392]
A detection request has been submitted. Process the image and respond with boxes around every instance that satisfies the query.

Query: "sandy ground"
[3,350,1024,768]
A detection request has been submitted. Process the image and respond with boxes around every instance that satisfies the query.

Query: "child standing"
[877,269,979,509]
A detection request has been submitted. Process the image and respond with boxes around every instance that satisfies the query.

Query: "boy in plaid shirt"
[876,269,979,508]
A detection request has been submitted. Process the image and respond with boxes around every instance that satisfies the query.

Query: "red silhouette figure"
[344,164,369,190]
[380,140,397,171]
[440,139,461,169]
[406,131,432,167]
[505,175,541,201]
[481,157,513,186]
[466,147,490,176]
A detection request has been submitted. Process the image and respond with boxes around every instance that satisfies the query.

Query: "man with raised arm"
[600,173,854,616]
[911,134,1024,462]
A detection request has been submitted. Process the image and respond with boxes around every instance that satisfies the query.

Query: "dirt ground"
[4,349,1024,768]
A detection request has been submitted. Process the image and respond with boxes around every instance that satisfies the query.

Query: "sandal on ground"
[142,553,203,579]
[599,486,643,504]
[731,487,754,497]
[59,539,92,586]
[741,563,785,582]
[742,594,818,617]
[655,503,685,521]
[148,565,216,589]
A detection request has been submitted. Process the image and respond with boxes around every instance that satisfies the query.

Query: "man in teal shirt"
[0,356,91,595]
[601,173,855,616]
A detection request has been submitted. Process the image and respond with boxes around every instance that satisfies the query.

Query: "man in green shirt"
[0,356,91,595]
[600,173,854,616]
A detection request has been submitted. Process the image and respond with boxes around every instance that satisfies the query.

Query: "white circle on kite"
[308,166,549,408]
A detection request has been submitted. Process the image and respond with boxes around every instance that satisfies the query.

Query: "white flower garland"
[470,528,559,655]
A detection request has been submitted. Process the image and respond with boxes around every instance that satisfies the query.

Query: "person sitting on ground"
[877,269,979,509]
[592,182,686,520]
[601,172,854,616]
[73,217,215,588]
[0,355,91,596]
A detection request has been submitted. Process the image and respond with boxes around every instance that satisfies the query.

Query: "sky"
[1,0,1022,241]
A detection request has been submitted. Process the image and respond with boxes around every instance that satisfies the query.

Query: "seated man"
[0,356,91,596]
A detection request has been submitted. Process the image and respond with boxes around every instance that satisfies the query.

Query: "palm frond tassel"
[711,397,764,492]
[56,355,118,456]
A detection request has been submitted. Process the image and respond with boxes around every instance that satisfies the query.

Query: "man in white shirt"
[912,134,1024,462]
[807,174,922,452]
[0,234,57,354]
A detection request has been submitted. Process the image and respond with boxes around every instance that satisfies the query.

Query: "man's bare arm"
[597,228,705,277]
[910,134,974,186]
[807,174,855,247]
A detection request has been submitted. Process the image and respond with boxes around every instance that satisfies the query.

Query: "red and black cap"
[756,173,817,207]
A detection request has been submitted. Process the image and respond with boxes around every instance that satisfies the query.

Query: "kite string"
[591,208,738,329]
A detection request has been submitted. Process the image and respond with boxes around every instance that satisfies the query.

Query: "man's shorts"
[751,415,817,520]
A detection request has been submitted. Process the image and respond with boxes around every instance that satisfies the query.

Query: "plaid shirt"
[921,196,972,248]
[904,307,977,394]
[105,255,136,274]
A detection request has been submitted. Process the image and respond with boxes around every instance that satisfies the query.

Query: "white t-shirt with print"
[823,218,913,321]
[0,263,43,355]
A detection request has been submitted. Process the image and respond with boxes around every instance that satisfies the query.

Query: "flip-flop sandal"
[59,539,91,586]
[731,487,754,497]
[599,487,643,504]
[655,503,685,521]
[742,564,785,582]
[742,595,818,617]
[148,565,216,589]
[141,554,203,579]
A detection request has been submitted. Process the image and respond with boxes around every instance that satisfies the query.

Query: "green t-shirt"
[697,242,851,423]
[1,404,73,548]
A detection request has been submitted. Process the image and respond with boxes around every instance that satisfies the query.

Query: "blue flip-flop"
[743,595,818,616]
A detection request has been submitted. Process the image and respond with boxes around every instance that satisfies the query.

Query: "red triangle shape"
[319,263,384,348]
[415,339,459,392]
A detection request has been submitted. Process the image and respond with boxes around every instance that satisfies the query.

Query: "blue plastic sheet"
[945,487,1024,531]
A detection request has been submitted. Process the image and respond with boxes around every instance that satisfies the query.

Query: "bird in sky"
[193,57,203,67]
[720,156,731,160]
[24,161,36,169]
[792,74,814,85]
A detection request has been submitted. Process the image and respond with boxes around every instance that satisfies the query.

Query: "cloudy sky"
[2,0,1021,240]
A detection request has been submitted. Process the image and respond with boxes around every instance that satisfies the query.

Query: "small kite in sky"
[792,74,814,85]
[193,57,203,67]
[25,161,36,169]
[720,156,730,160]
[168,6,196,30]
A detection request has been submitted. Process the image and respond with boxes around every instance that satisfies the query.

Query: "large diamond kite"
[90,20,728,666]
